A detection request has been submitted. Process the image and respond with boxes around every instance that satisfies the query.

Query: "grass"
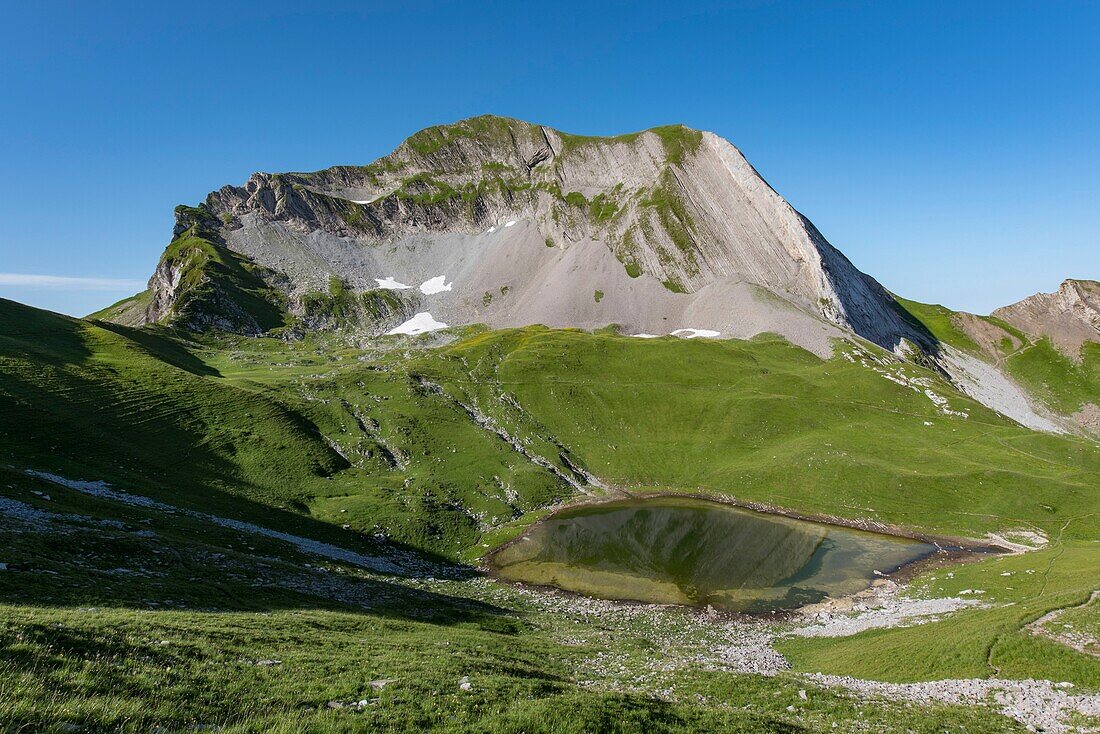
[891,296,979,352]
[1004,339,1100,414]
[0,465,1032,733]
[778,541,1100,687]
[893,294,1100,416]
[146,211,289,333]
[439,328,1099,543]
[6,301,1098,553]
[1,604,1023,733]
[2,298,1098,729]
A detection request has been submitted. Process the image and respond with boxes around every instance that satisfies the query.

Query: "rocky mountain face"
[993,279,1100,358]
[106,115,914,352]
[99,115,1095,435]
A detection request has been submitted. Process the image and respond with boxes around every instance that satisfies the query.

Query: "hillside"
[895,280,1100,433]
[4,295,1100,731]
[5,297,1097,561]
[92,115,1096,437]
[4,116,1098,732]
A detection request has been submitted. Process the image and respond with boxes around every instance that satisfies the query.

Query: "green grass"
[150,212,289,333]
[891,296,979,352]
[2,604,1022,734]
[5,301,1098,554]
[437,328,1099,543]
[892,295,1100,416]
[2,298,1098,730]
[557,123,702,167]
[778,540,1100,687]
[648,125,703,166]
[1004,339,1100,414]
[0,465,1031,733]
[641,172,698,262]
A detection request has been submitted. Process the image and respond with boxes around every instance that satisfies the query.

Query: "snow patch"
[504,220,517,227]
[387,312,448,336]
[671,328,720,339]
[631,333,660,339]
[419,276,453,295]
[375,277,412,290]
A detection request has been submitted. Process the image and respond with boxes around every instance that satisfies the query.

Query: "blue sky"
[1,1,1097,316]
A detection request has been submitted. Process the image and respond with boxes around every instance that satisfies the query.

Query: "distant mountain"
[993,279,1100,357]
[93,115,1096,434]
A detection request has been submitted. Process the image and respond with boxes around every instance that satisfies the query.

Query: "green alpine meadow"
[2,110,1098,734]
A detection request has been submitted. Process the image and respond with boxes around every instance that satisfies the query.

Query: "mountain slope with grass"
[4,291,1099,730]
[5,116,1099,732]
[894,280,1100,434]
[96,114,1094,435]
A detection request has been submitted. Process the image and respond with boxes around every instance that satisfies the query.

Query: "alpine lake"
[489,496,939,613]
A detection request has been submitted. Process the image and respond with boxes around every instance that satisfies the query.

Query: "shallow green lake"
[490,497,936,613]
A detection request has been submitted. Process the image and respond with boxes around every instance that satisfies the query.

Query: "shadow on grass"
[1,468,503,629]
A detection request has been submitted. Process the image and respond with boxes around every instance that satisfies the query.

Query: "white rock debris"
[24,470,405,574]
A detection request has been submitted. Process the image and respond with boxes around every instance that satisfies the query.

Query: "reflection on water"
[490,497,935,613]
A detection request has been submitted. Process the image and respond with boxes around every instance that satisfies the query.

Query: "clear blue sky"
[1,1,1097,317]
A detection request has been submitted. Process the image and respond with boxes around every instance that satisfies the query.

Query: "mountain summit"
[97,115,1095,434]
[101,115,910,352]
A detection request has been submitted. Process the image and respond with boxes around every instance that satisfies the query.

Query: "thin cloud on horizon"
[0,273,147,291]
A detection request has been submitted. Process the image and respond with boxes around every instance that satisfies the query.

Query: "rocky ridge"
[98,115,1095,434]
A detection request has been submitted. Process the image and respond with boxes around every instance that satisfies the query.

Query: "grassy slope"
[4,298,1097,555]
[1004,339,1100,414]
[777,540,1100,686]
[439,327,1099,542]
[2,300,1098,721]
[0,467,1020,734]
[434,328,1100,687]
[894,295,1100,416]
[0,300,572,560]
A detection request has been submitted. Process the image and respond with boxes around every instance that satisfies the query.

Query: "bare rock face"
[123,115,920,354]
[992,279,1100,358]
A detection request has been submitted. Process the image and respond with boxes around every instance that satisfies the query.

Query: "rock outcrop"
[108,115,922,354]
[993,279,1100,358]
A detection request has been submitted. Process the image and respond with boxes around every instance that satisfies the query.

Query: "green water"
[490,497,935,613]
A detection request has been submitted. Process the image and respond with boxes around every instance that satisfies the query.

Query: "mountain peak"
[992,278,1100,357]
[103,116,913,357]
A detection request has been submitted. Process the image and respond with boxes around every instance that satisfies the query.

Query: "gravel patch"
[806,674,1100,734]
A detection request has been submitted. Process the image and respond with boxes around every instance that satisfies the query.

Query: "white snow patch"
[419,276,453,295]
[485,226,497,234]
[504,220,517,227]
[671,328,720,339]
[375,277,412,290]
[631,333,661,339]
[387,312,448,336]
